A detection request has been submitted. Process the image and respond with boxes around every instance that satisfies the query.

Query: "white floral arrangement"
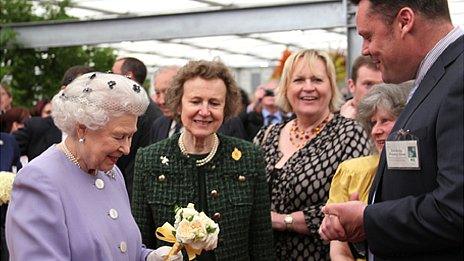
[156,203,220,260]
[0,171,15,205]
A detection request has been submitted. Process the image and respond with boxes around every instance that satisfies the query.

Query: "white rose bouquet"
[156,203,220,260]
[0,171,15,205]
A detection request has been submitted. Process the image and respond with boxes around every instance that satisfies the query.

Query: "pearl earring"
[78,138,85,143]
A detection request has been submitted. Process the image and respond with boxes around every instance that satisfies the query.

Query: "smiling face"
[286,57,332,120]
[79,114,137,172]
[370,107,396,152]
[356,0,414,83]
[179,77,226,141]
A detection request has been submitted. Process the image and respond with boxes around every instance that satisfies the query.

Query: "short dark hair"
[118,57,147,85]
[350,0,451,24]
[166,59,241,122]
[61,65,94,86]
[351,56,379,83]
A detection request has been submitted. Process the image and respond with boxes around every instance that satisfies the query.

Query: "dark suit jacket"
[365,35,464,260]
[132,134,274,260]
[117,100,161,200]
[13,116,61,161]
[0,132,21,172]
[150,116,247,144]
[240,110,292,141]
[149,116,180,144]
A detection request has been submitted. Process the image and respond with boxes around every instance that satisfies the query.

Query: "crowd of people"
[0,0,462,260]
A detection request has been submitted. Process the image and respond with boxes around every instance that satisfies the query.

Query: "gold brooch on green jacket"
[231,147,242,161]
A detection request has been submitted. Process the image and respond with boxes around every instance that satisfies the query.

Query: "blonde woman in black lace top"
[254,49,370,260]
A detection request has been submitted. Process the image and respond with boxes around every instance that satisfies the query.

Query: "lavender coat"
[6,145,152,260]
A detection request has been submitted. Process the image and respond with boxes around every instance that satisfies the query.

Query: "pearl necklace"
[178,132,219,167]
[60,141,115,179]
[61,141,81,169]
[289,114,331,149]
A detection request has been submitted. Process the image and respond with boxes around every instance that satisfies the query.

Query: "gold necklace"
[289,114,331,149]
[178,132,219,167]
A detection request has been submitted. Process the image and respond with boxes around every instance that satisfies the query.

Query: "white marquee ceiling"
[32,0,464,70]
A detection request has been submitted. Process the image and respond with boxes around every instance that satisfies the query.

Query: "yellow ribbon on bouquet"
[156,222,202,261]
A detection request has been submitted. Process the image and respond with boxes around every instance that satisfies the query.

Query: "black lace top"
[254,114,371,260]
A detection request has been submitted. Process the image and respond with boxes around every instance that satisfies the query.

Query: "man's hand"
[340,99,357,119]
[319,200,367,243]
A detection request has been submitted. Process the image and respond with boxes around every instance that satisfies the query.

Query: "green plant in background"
[1,0,116,108]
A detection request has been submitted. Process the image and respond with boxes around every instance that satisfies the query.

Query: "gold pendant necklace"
[178,132,219,167]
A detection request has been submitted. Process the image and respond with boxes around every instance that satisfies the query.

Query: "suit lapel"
[369,35,464,204]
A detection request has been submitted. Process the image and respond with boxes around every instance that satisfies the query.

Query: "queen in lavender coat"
[5,72,181,261]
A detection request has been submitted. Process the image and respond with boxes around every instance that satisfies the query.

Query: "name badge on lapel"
[385,129,420,170]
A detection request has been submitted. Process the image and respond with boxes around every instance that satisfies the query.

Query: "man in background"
[150,66,181,143]
[241,87,291,141]
[340,55,383,119]
[112,57,162,199]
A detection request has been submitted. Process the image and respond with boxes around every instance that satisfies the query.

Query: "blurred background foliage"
[1,0,116,108]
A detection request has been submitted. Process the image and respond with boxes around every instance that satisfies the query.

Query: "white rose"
[174,204,199,228]
[189,212,219,251]
[176,218,206,245]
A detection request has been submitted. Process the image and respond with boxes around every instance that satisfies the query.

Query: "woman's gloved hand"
[147,246,183,261]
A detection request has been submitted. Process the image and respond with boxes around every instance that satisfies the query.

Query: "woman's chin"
[100,164,115,172]
[188,130,216,139]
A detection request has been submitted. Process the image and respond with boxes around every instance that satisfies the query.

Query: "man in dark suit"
[150,66,181,143]
[241,89,292,141]
[112,57,162,199]
[319,0,463,260]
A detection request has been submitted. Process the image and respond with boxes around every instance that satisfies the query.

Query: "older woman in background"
[328,82,412,261]
[254,49,370,260]
[6,72,180,261]
[132,60,273,260]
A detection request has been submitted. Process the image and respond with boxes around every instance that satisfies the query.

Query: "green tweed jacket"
[132,133,274,260]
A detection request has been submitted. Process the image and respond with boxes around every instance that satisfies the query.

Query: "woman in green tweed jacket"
[132,59,274,261]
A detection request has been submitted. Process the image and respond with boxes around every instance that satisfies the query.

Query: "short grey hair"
[357,81,413,136]
[151,66,179,95]
[52,72,149,136]
[276,49,342,113]
[152,66,180,83]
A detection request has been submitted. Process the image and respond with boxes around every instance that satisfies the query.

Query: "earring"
[78,138,85,143]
